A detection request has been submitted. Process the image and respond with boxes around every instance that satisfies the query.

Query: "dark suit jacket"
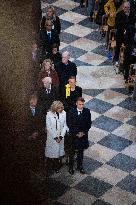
[39,28,60,54]
[27,106,45,137]
[115,10,135,41]
[55,61,77,91]
[62,86,82,111]
[66,107,92,150]
[41,16,61,34]
[38,86,59,112]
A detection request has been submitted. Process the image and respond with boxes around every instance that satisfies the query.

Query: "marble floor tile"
[112,123,136,141]
[118,97,136,112]
[88,127,109,143]
[59,11,87,24]
[98,134,133,152]
[92,115,123,132]
[101,186,136,205]
[104,106,136,122]
[60,31,80,44]
[70,38,100,52]
[126,116,136,127]
[85,98,114,114]
[58,188,96,205]
[131,169,136,177]
[83,89,105,97]
[52,0,79,11]
[79,18,99,30]
[89,111,101,121]
[77,52,107,66]
[117,174,136,194]
[60,42,69,50]
[107,153,136,173]
[122,143,136,159]
[64,24,93,37]
[84,144,118,163]
[91,199,112,205]
[96,90,128,105]
[61,45,87,59]
[60,19,74,31]
[91,164,128,185]
[75,176,113,198]
[83,156,103,175]
[82,93,93,103]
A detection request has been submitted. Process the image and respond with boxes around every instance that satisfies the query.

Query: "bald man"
[114,1,135,65]
[55,51,77,95]
[38,76,59,113]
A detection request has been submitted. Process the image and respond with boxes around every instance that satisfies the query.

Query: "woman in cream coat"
[45,101,68,172]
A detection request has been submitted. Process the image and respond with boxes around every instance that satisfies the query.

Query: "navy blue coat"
[66,107,92,150]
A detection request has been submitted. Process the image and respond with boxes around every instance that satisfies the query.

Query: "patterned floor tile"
[59,11,87,24]
[79,18,99,29]
[91,44,108,57]
[126,116,136,127]
[74,59,93,66]
[107,153,136,173]
[60,19,74,31]
[83,89,105,97]
[91,199,112,205]
[82,93,93,103]
[117,174,136,195]
[131,169,136,177]
[84,144,118,163]
[64,24,93,37]
[104,106,136,122]
[112,124,136,141]
[101,186,136,205]
[83,156,103,174]
[75,176,112,198]
[60,31,80,44]
[88,127,109,143]
[89,111,101,121]
[118,97,136,112]
[98,134,133,152]
[85,98,114,114]
[58,188,96,205]
[85,31,105,43]
[92,115,123,132]
[52,0,79,10]
[59,42,69,50]
[91,164,128,186]
[60,45,87,60]
[122,143,136,159]
[99,59,112,66]
[111,88,132,96]
[77,52,107,66]
[71,5,88,16]
[96,90,128,105]
[70,38,100,52]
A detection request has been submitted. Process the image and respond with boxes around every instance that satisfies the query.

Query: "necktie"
[48,33,51,41]
[78,111,82,115]
[31,108,35,116]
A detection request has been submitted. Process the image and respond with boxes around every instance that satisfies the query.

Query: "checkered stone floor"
[40,0,136,204]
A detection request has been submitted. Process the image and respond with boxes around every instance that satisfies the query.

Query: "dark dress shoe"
[69,169,74,175]
[79,168,86,174]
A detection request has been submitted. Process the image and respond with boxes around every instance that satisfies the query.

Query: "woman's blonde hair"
[42,59,53,71]
[50,101,64,112]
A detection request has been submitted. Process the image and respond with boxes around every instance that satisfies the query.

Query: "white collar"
[77,108,83,112]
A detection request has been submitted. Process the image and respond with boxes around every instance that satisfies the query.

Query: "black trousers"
[69,149,84,170]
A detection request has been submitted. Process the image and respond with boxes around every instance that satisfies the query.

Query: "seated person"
[40,5,61,35]
[62,76,82,112]
[39,19,60,59]
[55,51,77,94]
[38,76,59,113]
[37,58,59,89]
[46,43,62,66]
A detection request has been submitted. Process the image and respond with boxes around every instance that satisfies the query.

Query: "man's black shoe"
[69,168,74,175]
[80,4,85,7]
[76,167,86,174]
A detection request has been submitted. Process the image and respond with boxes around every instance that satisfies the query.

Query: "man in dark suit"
[39,19,60,61]
[114,1,135,65]
[66,97,92,175]
[38,76,59,113]
[55,51,77,95]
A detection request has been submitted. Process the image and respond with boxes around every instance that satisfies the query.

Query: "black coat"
[62,86,82,111]
[38,86,59,112]
[41,16,61,34]
[66,107,92,150]
[27,106,45,137]
[39,29,60,54]
[115,10,135,41]
[55,61,77,90]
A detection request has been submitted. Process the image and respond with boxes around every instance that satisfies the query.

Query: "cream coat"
[45,110,68,158]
